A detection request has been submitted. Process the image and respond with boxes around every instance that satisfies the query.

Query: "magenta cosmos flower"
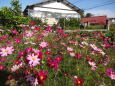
[39,42,48,48]
[0,46,14,56]
[27,53,40,66]
[36,70,48,86]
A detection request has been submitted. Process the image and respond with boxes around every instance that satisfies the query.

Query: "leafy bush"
[85,25,104,29]
[58,18,80,30]
[110,24,115,31]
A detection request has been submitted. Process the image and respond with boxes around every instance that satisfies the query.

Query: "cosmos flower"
[105,43,111,47]
[106,68,113,77]
[0,65,5,70]
[110,72,115,80]
[39,42,48,48]
[48,61,59,70]
[12,30,18,35]
[25,31,33,37]
[45,26,52,32]
[14,38,22,43]
[26,47,32,53]
[75,53,82,59]
[74,77,84,86]
[11,62,23,72]
[67,47,74,52]
[26,75,38,86]
[0,46,14,56]
[70,52,75,57]
[36,70,48,86]
[27,53,40,66]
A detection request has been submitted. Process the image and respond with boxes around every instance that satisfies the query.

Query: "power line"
[73,0,85,4]
[84,1,115,10]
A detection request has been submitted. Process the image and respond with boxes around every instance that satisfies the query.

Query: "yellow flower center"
[40,76,44,80]
[5,49,9,53]
[32,57,37,61]
[78,81,81,84]
[112,75,115,78]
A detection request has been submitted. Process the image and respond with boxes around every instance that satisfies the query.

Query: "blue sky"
[0,0,115,17]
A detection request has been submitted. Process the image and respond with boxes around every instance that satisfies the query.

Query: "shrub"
[58,18,80,30]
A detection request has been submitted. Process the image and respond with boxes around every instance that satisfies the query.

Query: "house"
[23,0,83,25]
[108,18,115,24]
[81,16,107,27]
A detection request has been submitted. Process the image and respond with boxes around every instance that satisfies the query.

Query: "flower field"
[0,22,115,86]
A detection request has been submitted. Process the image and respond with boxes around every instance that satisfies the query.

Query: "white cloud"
[85,10,115,18]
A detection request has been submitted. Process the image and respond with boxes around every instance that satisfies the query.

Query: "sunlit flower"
[67,47,73,52]
[110,73,115,80]
[39,42,48,48]
[0,46,14,56]
[70,52,75,57]
[11,62,23,72]
[27,53,40,66]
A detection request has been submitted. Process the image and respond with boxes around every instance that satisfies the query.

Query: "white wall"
[28,2,81,25]
[33,2,78,14]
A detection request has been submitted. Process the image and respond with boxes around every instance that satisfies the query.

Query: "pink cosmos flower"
[110,73,115,80]
[11,62,23,72]
[0,46,14,56]
[70,52,75,57]
[25,31,33,37]
[39,42,48,48]
[27,53,40,66]
[67,47,74,52]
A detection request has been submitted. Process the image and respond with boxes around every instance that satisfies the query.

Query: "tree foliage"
[10,0,22,16]
[0,0,30,30]
[85,13,93,17]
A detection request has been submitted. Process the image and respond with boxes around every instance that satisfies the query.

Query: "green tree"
[85,13,93,17]
[10,0,22,16]
[0,7,16,29]
[79,10,85,18]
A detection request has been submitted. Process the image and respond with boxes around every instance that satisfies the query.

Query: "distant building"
[23,0,82,25]
[81,16,107,27]
[108,18,115,24]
